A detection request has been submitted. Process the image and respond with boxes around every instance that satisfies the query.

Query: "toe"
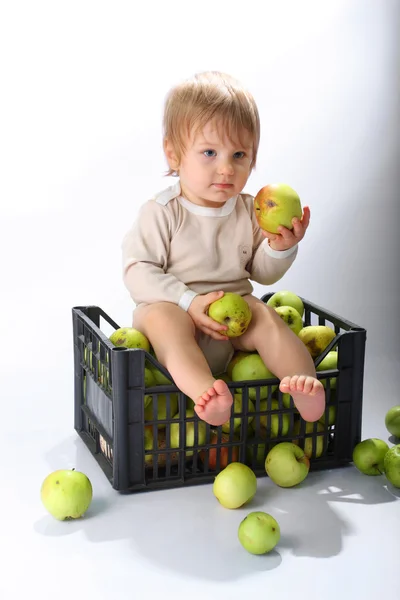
[289,375,299,392]
[297,375,306,392]
[279,376,291,391]
[214,379,229,395]
[303,377,314,394]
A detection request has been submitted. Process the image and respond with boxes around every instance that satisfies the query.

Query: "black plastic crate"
[72,293,367,493]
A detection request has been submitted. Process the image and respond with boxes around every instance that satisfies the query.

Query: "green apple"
[254,183,302,234]
[146,361,173,385]
[232,353,278,400]
[280,392,298,412]
[316,351,338,389]
[274,305,303,335]
[259,400,291,437]
[208,292,252,338]
[144,367,156,388]
[383,444,400,488]
[170,411,207,457]
[213,463,257,509]
[265,442,310,487]
[238,511,280,555]
[246,433,276,468]
[222,394,255,433]
[385,406,400,438]
[298,325,336,359]
[144,393,179,429]
[109,327,150,351]
[266,290,304,317]
[293,420,326,458]
[40,469,93,520]
[352,438,389,475]
[145,428,181,468]
[319,405,337,426]
[218,372,232,384]
[227,351,254,379]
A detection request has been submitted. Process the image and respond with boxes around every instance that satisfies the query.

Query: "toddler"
[121,71,325,427]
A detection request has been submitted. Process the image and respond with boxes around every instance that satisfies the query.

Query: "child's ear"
[164,138,180,172]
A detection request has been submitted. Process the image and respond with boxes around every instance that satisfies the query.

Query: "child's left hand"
[261,206,310,251]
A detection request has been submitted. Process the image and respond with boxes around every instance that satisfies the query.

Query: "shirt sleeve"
[245,195,298,284]
[121,200,198,309]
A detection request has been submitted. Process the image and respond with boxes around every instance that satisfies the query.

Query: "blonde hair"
[163,71,260,176]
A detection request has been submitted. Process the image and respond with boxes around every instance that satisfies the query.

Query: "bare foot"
[279,375,325,422]
[194,379,234,426]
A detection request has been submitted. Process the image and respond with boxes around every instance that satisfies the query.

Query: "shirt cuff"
[178,289,198,311]
[261,238,298,259]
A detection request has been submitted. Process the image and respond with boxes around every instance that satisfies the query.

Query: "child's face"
[175,120,254,208]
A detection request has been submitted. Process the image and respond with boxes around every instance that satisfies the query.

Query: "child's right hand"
[188,291,230,341]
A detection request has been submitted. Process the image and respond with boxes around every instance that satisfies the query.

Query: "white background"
[1,1,399,599]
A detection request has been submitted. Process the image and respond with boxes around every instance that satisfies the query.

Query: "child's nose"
[217,159,234,176]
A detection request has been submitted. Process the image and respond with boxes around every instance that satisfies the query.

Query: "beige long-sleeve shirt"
[122,181,298,310]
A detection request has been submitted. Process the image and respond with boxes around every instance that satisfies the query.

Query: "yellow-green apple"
[145,428,181,468]
[265,442,310,487]
[352,438,389,475]
[208,292,252,337]
[385,406,400,438]
[169,412,207,458]
[383,445,400,487]
[222,394,255,433]
[40,469,93,520]
[316,350,338,389]
[227,351,254,379]
[238,512,280,555]
[109,327,150,351]
[266,290,304,317]
[232,353,278,400]
[292,420,326,458]
[213,463,257,509]
[298,325,336,358]
[254,183,302,234]
[144,367,156,388]
[319,405,337,426]
[144,393,179,429]
[274,305,303,335]
[259,400,291,437]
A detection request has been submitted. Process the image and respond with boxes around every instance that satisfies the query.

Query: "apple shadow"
[37,434,399,582]
[123,486,283,581]
[388,435,399,445]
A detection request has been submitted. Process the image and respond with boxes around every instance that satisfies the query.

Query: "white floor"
[2,287,400,600]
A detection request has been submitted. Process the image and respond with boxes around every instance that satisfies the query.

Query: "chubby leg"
[231,295,325,422]
[133,302,233,426]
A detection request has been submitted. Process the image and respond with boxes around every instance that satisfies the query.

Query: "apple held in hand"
[352,438,389,475]
[383,444,400,488]
[265,442,310,487]
[266,290,304,318]
[238,511,280,555]
[208,292,252,337]
[254,183,302,234]
[40,469,93,520]
[213,462,257,509]
[385,406,400,439]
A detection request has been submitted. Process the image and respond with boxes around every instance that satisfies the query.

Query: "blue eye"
[203,150,216,157]
[234,151,245,159]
